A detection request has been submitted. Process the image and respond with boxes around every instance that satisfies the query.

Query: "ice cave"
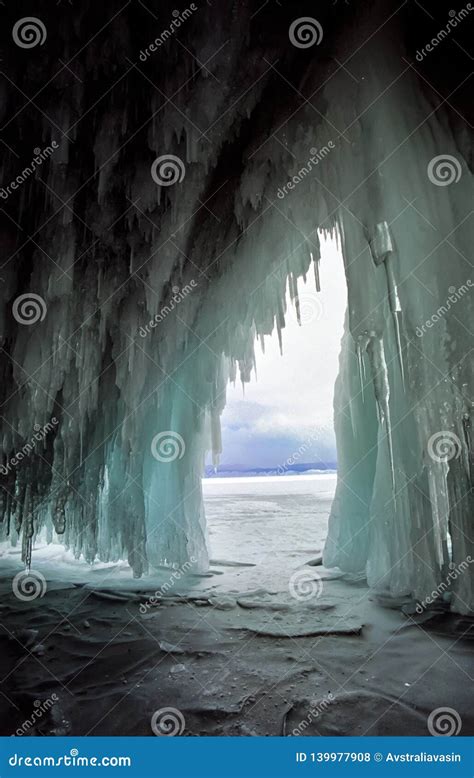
[0,0,472,738]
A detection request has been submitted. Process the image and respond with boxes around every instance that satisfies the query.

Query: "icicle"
[369,222,405,391]
[276,297,285,355]
[53,490,67,535]
[21,485,33,569]
[348,397,357,441]
[426,460,450,567]
[209,409,222,468]
[0,490,7,524]
[367,334,396,494]
[356,341,365,403]
[311,250,321,292]
[80,421,83,467]
[385,262,405,391]
[288,272,295,302]
[355,333,371,403]
[458,383,473,481]
[277,320,283,355]
[291,275,301,325]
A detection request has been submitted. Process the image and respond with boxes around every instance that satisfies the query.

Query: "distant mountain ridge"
[204,462,337,478]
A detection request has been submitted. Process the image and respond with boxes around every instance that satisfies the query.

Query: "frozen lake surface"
[0,475,336,595]
[203,474,335,591]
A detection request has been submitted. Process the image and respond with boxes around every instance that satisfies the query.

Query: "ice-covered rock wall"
[319,6,473,614]
[0,1,472,609]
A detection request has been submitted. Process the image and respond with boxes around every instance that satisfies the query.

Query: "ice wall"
[319,6,473,614]
[0,1,472,609]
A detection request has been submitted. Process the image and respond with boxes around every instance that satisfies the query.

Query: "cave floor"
[0,568,473,737]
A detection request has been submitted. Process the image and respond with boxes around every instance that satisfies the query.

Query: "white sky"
[218,233,347,468]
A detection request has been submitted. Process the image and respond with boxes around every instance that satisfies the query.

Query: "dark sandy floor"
[0,573,472,737]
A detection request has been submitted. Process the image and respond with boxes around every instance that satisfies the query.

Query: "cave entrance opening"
[202,232,347,588]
